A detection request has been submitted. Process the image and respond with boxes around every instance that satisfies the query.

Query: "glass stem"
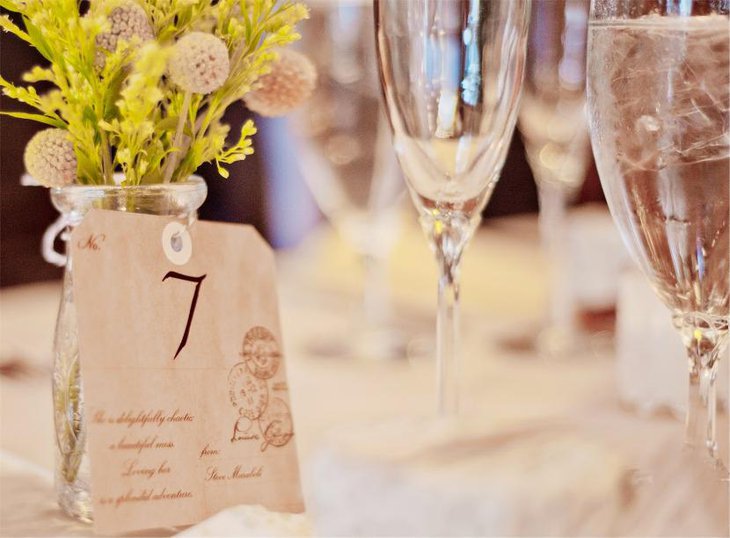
[421,210,474,416]
[678,317,726,461]
[362,252,389,332]
[537,183,574,337]
[685,353,719,459]
[436,257,460,415]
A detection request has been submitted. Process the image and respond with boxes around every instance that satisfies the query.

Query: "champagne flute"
[291,0,406,359]
[587,0,729,458]
[518,0,591,356]
[375,0,530,414]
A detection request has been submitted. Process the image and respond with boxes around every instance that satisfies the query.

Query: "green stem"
[99,129,113,184]
[56,356,85,485]
[163,91,192,183]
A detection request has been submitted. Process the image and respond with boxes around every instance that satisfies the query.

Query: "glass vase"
[46,177,207,522]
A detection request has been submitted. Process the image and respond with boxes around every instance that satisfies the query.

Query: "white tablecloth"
[1,216,727,536]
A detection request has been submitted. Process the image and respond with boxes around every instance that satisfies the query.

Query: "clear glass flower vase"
[46,177,207,522]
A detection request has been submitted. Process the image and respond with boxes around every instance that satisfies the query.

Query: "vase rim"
[50,175,208,218]
[50,175,206,195]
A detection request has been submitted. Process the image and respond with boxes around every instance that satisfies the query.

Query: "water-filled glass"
[587,0,729,459]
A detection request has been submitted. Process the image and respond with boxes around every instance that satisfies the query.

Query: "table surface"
[1,214,727,537]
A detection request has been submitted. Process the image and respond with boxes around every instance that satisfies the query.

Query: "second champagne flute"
[292,0,407,360]
[518,0,591,356]
[375,0,530,414]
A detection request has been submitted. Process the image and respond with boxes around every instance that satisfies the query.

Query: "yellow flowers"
[94,1,154,68]
[168,32,230,95]
[244,49,317,117]
[1,0,311,186]
[99,43,171,185]
[23,128,77,187]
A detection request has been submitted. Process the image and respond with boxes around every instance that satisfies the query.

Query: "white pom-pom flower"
[23,128,77,187]
[244,49,317,117]
[168,32,230,94]
[95,1,154,68]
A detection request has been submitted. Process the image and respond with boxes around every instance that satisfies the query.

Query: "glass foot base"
[536,326,579,358]
[537,327,614,359]
[304,326,409,361]
[497,323,613,360]
[57,479,93,523]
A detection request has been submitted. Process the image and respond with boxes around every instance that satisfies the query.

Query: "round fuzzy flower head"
[95,1,154,68]
[244,49,317,117]
[169,32,230,94]
[24,129,77,187]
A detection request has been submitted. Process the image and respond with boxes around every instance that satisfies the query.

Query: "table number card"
[71,209,303,535]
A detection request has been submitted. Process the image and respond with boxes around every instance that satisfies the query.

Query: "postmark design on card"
[228,364,269,423]
[258,397,294,452]
[242,326,281,380]
[229,326,291,448]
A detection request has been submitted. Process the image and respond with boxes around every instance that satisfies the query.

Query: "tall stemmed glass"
[375,0,530,414]
[292,0,406,359]
[518,0,591,356]
[587,0,729,459]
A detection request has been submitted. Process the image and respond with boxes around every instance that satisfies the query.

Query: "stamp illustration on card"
[228,364,269,442]
[228,326,291,450]
[242,326,281,379]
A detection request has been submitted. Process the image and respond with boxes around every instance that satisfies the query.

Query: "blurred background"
[2,4,729,536]
[0,5,604,288]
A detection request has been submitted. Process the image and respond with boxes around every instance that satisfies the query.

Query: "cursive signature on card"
[205,464,263,482]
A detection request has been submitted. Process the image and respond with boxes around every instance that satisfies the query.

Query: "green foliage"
[214,120,257,178]
[0,0,308,185]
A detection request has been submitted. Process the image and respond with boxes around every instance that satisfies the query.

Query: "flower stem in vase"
[164,91,192,183]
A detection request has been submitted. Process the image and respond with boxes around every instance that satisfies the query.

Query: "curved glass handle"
[42,215,70,267]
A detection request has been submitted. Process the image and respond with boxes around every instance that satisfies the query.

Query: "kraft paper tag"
[71,209,303,535]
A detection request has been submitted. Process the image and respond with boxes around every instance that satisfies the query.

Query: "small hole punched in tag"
[162,221,193,265]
